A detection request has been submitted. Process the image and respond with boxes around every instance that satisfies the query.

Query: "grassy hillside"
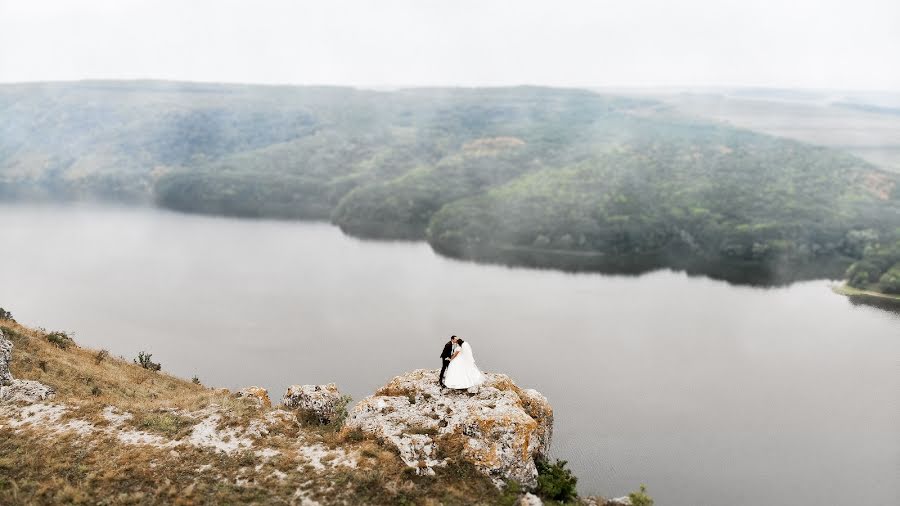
[2,314,639,505]
[0,318,528,505]
[2,81,898,286]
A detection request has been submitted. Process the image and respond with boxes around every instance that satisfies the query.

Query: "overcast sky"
[1,0,898,90]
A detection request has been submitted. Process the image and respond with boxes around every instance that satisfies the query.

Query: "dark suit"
[439,341,453,386]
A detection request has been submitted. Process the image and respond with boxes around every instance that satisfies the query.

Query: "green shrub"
[535,458,578,503]
[0,307,13,321]
[134,351,161,371]
[497,480,523,506]
[629,484,654,506]
[45,331,74,350]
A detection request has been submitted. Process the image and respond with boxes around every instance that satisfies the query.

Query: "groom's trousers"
[439,359,449,385]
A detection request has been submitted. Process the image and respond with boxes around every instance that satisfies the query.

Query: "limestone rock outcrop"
[282,383,346,423]
[0,329,12,385]
[517,492,544,505]
[0,379,56,403]
[0,327,56,403]
[236,386,272,408]
[343,369,553,487]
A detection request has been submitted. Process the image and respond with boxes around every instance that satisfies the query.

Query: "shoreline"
[830,282,900,303]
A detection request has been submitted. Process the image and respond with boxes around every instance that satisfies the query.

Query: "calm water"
[1,204,897,505]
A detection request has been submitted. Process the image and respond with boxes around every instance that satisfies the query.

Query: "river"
[1,204,897,505]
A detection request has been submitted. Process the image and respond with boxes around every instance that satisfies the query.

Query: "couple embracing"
[438,335,485,389]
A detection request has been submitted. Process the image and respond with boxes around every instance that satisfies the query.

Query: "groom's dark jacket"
[439,341,453,383]
[440,341,453,360]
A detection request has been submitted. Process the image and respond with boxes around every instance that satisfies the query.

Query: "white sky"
[1,0,898,90]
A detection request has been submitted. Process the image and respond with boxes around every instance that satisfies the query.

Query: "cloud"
[1,0,898,89]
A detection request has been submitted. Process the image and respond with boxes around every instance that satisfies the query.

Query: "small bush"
[134,351,161,371]
[296,394,352,428]
[629,484,654,506]
[46,331,74,350]
[497,480,523,506]
[444,456,485,480]
[406,424,439,436]
[37,360,48,372]
[535,458,578,503]
[94,349,109,365]
[191,375,201,385]
[0,307,13,321]
[91,385,102,396]
[138,412,194,438]
[342,427,367,443]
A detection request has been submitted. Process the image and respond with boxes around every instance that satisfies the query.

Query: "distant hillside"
[650,90,900,174]
[1,81,898,285]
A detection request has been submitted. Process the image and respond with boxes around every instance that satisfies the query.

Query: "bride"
[442,338,485,389]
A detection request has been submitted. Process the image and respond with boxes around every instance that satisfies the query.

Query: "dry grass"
[2,320,214,412]
[0,319,522,505]
[0,426,309,505]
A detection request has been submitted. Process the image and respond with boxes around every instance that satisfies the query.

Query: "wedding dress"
[442,341,485,389]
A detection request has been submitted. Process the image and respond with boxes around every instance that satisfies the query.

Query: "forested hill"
[1,81,898,287]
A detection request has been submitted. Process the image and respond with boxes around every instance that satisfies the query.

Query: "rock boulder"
[517,492,544,505]
[343,369,553,487]
[0,327,56,403]
[236,386,272,408]
[1,379,55,403]
[1,329,12,385]
[282,383,346,424]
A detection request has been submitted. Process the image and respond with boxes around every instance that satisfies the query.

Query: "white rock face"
[0,379,56,403]
[0,329,13,385]
[236,386,272,408]
[343,369,553,487]
[517,492,544,505]
[282,383,345,423]
[0,327,56,403]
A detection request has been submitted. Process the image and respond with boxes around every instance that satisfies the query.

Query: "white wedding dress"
[443,341,486,389]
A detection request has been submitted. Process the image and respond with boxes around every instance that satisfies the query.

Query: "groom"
[438,335,458,387]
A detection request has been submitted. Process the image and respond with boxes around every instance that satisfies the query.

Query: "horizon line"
[0,77,896,95]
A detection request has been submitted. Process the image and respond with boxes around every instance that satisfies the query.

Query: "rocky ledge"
[0,328,55,403]
[2,322,643,504]
[343,369,553,487]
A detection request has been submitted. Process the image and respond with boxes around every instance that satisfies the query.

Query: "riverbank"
[831,282,900,302]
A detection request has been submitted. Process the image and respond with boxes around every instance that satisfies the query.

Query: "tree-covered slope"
[845,234,900,294]
[1,81,897,285]
[428,119,900,283]
[0,81,385,200]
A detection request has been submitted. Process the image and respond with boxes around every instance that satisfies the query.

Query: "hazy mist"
[2,2,899,505]
[2,0,899,89]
